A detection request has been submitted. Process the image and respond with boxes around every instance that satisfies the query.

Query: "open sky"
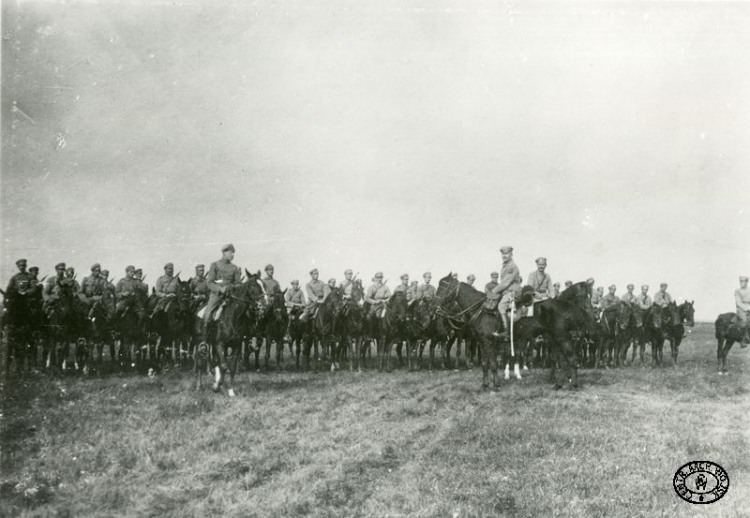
[2,0,748,321]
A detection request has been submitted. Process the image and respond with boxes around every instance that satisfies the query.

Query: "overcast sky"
[2,0,748,321]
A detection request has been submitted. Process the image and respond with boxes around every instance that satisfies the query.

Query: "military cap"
[535,257,547,265]
[101,269,110,276]
[423,272,432,278]
[195,264,205,270]
[328,278,336,284]
[375,272,384,278]
[29,266,39,273]
[16,258,27,266]
[91,263,101,271]
[265,264,274,271]
[344,269,353,275]
[741,276,749,282]
[411,280,418,285]
[125,265,135,272]
[490,271,499,277]
[222,243,235,252]
[499,246,513,253]
[310,268,318,275]
[553,282,560,287]
[164,262,174,270]
[135,268,143,276]
[627,284,634,289]
[660,283,668,288]
[586,278,595,284]
[55,262,66,270]
[400,273,409,280]
[291,279,299,285]
[641,284,649,290]
[609,284,616,290]
[467,274,476,281]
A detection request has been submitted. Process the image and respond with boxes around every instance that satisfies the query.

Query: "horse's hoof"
[212,382,220,392]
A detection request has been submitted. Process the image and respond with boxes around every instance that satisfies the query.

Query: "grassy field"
[1,323,748,518]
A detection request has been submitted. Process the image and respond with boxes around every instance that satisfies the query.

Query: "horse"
[302,288,344,371]
[149,278,193,372]
[512,315,549,369]
[287,306,305,370]
[111,283,149,373]
[666,301,694,365]
[45,281,88,373]
[84,297,116,374]
[598,302,627,368]
[535,298,599,389]
[3,286,45,375]
[406,297,435,371]
[259,289,288,370]
[626,304,646,364]
[645,303,682,367]
[338,280,366,372]
[715,312,747,373]
[367,291,408,372]
[204,271,265,394]
[435,273,504,390]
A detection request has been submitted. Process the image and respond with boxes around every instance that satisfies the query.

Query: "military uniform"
[365,282,391,318]
[284,286,306,312]
[393,283,409,297]
[635,292,652,311]
[492,259,522,313]
[190,275,209,308]
[527,270,552,301]
[201,256,242,333]
[301,277,330,321]
[115,275,144,316]
[80,274,106,303]
[153,274,180,313]
[601,292,619,310]
[262,276,281,295]
[485,280,499,297]
[621,288,637,305]
[5,267,34,319]
[406,282,419,302]
[416,283,436,300]
[654,290,672,307]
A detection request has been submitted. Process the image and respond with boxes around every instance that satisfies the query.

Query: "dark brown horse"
[205,271,265,394]
[435,273,502,390]
[259,289,288,370]
[715,311,747,373]
[338,280,366,372]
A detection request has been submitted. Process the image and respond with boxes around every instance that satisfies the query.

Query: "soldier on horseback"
[6,258,34,301]
[79,263,107,318]
[200,244,242,344]
[416,272,436,300]
[340,269,355,300]
[652,283,672,327]
[485,271,499,296]
[365,272,391,320]
[735,276,750,347]
[300,268,329,323]
[393,274,410,297]
[115,265,146,319]
[527,257,552,302]
[601,285,618,310]
[407,280,419,302]
[285,279,306,313]
[43,263,70,315]
[262,264,281,295]
[621,284,636,305]
[490,246,523,331]
[65,267,80,294]
[152,262,180,316]
[190,264,209,312]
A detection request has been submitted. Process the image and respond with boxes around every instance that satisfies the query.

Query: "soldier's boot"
[742,327,749,348]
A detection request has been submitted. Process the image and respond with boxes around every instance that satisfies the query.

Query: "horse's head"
[435,272,459,308]
[680,300,695,327]
[176,278,192,311]
[617,300,632,329]
[387,290,407,318]
[414,297,433,329]
[665,301,681,326]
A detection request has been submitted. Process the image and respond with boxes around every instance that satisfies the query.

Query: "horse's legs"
[486,337,499,389]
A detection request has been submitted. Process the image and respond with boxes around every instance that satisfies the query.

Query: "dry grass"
[1,323,749,517]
